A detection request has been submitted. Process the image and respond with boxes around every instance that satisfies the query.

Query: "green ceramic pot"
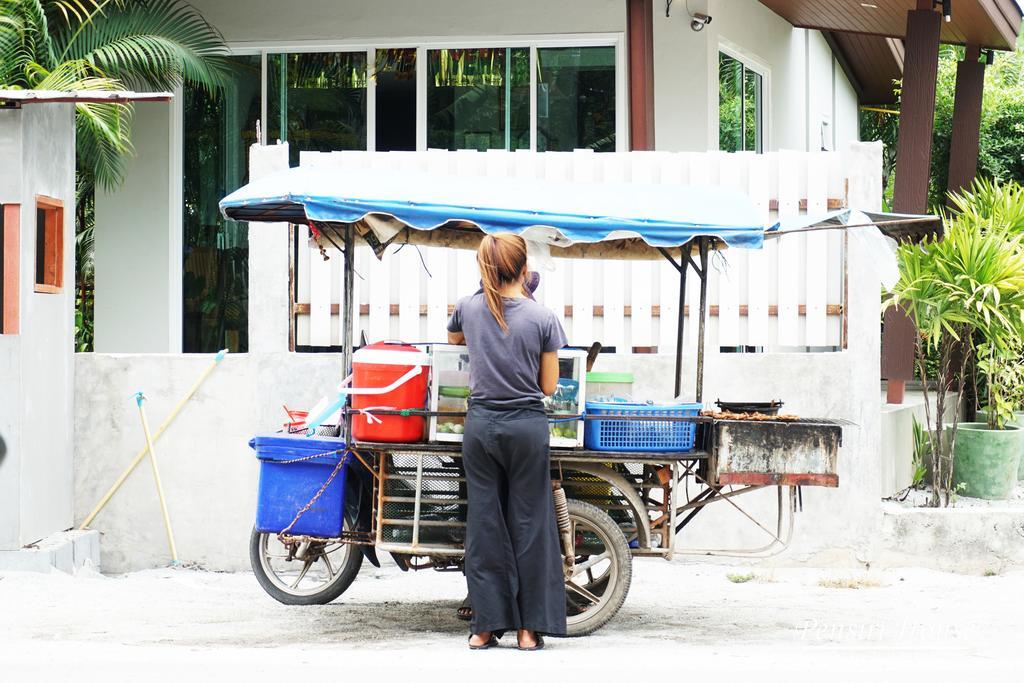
[975,409,1024,480]
[950,422,1023,500]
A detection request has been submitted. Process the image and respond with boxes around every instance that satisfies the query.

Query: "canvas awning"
[219,165,774,258]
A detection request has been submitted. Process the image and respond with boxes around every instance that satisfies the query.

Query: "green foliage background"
[861,37,1024,209]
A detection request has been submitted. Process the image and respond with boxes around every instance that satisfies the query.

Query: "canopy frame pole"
[341,224,356,444]
[658,246,689,398]
[695,237,710,404]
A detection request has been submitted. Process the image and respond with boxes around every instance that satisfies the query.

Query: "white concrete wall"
[653,0,861,152]
[0,103,76,549]
[94,102,180,353]
[74,352,346,571]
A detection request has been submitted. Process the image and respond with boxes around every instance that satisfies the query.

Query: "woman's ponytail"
[477,233,528,333]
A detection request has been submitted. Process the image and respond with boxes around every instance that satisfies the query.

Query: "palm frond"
[28,58,134,189]
[75,99,133,189]
[55,0,230,92]
[0,0,59,81]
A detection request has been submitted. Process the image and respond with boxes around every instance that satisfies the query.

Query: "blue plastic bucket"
[250,433,349,537]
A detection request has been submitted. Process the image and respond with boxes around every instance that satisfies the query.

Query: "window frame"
[714,41,770,154]
[33,195,64,295]
[1,203,19,334]
[217,33,626,154]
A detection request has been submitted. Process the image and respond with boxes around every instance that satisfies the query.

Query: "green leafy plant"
[885,210,1024,506]
[948,178,1024,237]
[976,340,1024,430]
[1,0,231,190]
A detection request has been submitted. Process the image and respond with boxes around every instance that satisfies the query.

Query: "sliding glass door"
[182,55,260,353]
[267,51,368,165]
[427,47,530,151]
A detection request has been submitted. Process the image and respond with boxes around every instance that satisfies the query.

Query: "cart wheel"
[249,526,363,606]
[564,499,632,637]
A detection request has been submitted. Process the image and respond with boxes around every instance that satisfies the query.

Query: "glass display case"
[545,349,587,447]
[428,345,586,447]
[429,344,471,443]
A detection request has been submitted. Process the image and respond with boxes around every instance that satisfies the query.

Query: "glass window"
[536,46,616,152]
[427,47,530,151]
[182,55,261,353]
[719,52,763,153]
[374,48,418,151]
[268,52,368,165]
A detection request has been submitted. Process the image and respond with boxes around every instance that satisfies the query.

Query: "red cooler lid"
[354,341,430,366]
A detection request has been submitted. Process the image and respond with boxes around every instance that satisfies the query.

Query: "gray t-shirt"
[447,293,568,408]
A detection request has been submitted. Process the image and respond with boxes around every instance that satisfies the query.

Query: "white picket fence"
[292,148,855,352]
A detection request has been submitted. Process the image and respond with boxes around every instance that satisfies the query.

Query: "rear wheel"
[249,526,363,605]
[564,499,632,637]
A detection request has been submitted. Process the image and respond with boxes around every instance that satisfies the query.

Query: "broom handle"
[78,349,228,530]
[137,393,178,562]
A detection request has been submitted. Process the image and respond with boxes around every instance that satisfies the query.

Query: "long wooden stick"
[136,393,178,562]
[78,350,228,530]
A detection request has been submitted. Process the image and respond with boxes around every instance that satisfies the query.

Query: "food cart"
[220,162,915,636]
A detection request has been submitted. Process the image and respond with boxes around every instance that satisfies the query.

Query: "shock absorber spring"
[552,482,574,575]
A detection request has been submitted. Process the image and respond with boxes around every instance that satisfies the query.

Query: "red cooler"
[351,342,430,443]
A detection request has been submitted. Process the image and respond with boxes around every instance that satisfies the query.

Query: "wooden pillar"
[947,44,986,198]
[883,4,941,404]
[892,5,942,213]
[627,0,655,150]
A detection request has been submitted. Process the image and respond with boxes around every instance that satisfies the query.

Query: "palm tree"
[1,0,230,190]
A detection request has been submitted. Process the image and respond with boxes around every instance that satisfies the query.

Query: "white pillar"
[247,142,290,353]
[94,102,178,352]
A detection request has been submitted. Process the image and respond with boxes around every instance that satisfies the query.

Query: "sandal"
[517,633,544,651]
[468,633,498,650]
[456,596,472,621]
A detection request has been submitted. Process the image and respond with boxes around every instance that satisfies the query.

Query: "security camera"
[690,12,712,31]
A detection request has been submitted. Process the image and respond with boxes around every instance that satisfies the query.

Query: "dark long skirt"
[462,401,567,637]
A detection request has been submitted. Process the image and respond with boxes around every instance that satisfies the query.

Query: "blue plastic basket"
[583,401,702,452]
[250,433,349,537]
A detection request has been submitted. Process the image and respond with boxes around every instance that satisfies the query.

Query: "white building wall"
[90,0,863,347]
[190,0,625,44]
[94,102,179,353]
[0,104,76,549]
[834,56,861,150]
[654,0,861,153]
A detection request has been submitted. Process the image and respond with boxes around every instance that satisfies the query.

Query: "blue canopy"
[219,165,774,251]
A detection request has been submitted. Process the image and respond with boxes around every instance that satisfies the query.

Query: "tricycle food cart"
[220,163,871,636]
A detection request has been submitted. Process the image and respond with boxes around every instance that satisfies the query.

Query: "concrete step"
[0,530,101,573]
[879,500,1024,572]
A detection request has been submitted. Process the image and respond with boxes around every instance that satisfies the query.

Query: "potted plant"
[976,344,1024,481]
[952,179,1024,488]
[958,340,1024,498]
[885,207,1024,505]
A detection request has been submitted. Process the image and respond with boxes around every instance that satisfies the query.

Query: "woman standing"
[447,233,568,650]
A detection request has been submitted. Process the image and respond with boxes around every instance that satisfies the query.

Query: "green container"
[586,372,634,401]
[950,422,1023,500]
[975,409,1024,480]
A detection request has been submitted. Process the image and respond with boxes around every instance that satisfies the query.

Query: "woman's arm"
[539,351,559,396]
[448,331,466,345]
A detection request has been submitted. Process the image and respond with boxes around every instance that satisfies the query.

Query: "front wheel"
[249,527,363,605]
[564,499,633,637]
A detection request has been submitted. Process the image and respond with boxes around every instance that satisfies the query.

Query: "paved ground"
[2,559,1021,681]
